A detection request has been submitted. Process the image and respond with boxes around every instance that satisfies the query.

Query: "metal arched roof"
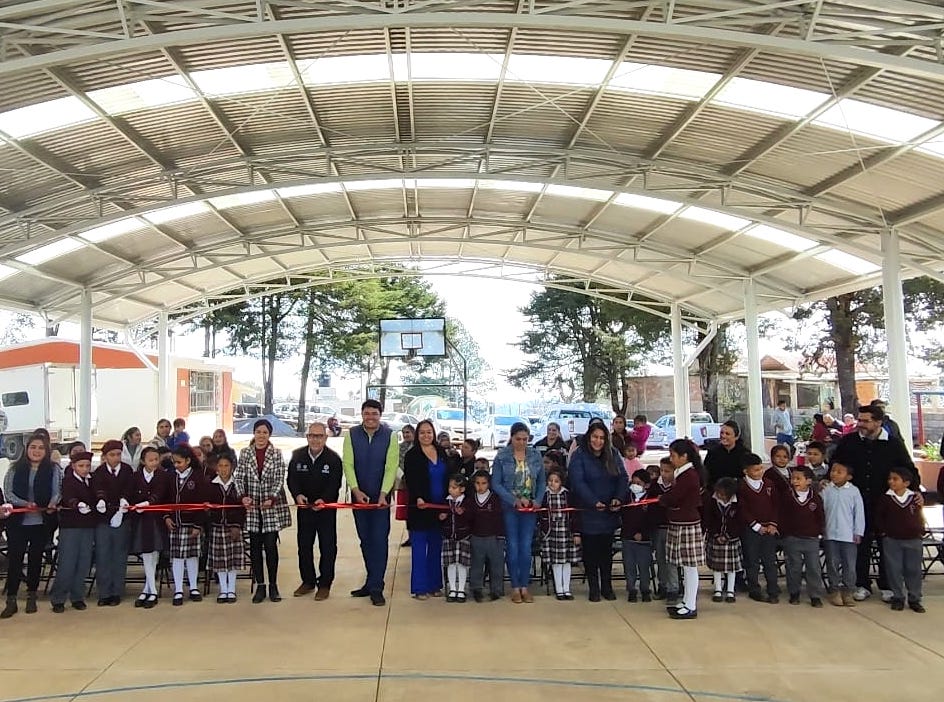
[1,0,944,328]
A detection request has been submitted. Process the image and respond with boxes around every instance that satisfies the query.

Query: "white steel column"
[881,229,914,451]
[671,303,691,441]
[78,289,93,446]
[157,311,170,420]
[744,279,765,453]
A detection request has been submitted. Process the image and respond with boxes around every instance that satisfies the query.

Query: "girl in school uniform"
[163,444,209,606]
[208,455,246,603]
[703,477,743,604]
[438,474,472,602]
[539,468,581,600]
[50,451,96,613]
[660,438,707,620]
[130,446,170,609]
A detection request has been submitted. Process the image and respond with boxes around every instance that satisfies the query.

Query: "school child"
[167,417,190,451]
[780,466,825,607]
[622,445,644,479]
[649,457,678,603]
[439,474,472,602]
[163,445,208,605]
[768,445,792,495]
[738,453,781,604]
[645,464,660,483]
[467,469,505,602]
[703,477,743,603]
[804,441,829,483]
[542,450,566,480]
[473,457,490,474]
[622,469,654,602]
[822,461,864,607]
[92,439,134,607]
[50,451,97,613]
[875,467,926,613]
[130,447,170,609]
[539,468,581,600]
[659,439,706,620]
[208,455,246,603]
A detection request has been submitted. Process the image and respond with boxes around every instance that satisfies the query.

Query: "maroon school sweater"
[659,466,701,524]
[875,492,924,540]
[767,466,793,498]
[780,489,825,538]
[738,476,780,531]
[646,482,670,528]
[59,471,98,529]
[468,491,504,538]
[621,489,654,540]
[702,495,743,540]
[164,469,209,529]
[91,463,135,522]
[441,497,472,540]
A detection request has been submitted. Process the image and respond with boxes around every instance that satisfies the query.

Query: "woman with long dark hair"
[236,419,291,603]
[568,423,627,602]
[1,433,61,617]
[661,438,707,620]
[403,419,449,599]
[492,421,545,603]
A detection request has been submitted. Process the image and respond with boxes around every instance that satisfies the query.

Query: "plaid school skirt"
[705,535,743,572]
[441,537,472,567]
[208,523,245,572]
[667,523,707,568]
[169,525,202,560]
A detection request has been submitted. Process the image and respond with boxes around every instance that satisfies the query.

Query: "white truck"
[651,412,722,448]
[535,404,613,442]
[0,364,102,460]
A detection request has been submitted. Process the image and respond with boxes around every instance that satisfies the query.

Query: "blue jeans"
[503,509,536,588]
[776,433,795,447]
[410,529,443,595]
[352,508,391,593]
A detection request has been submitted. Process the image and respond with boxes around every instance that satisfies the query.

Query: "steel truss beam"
[1,9,944,82]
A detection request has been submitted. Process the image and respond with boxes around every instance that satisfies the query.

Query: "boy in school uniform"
[467,470,505,602]
[738,453,781,604]
[780,466,826,607]
[648,457,678,603]
[805,441,829,483]
[875,467,926,613]
[50,452,97,612]
[91,439,135,606]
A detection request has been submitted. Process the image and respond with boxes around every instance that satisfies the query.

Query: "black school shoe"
[350,586,370,597]
[252,585,267,603]
[627,591,638,603]
[268,584,281,602]
[789,593,800,605]
[669,606,697,620]
[370,591,386,606]
[891,598,905,611]
[909,601,926,613]
[71,601,87,611]
[489,592,502,601]
[51,603,65,614]
[810,597,823,608]
[641,592,652,603]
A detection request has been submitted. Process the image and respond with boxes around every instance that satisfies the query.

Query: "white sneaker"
[880,589,894,603]
[853,587,871,601]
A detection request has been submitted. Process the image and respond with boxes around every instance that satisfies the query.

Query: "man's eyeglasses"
[307,433,327,439]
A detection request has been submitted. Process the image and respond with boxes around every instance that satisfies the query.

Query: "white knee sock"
[217,571,227,593]
[457,565,468,593]
[142,552,158,595]
[562,563,572,593]
[447,564,458,591]
[552,563,565,594]
[185,557,199,592]
[713,571,723,592]
[725,571,736,594]
[227,571,237,594]
[683,566,699,611]
[172,559,184,593]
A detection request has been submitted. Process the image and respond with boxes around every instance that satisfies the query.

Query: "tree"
[295,286,348,431]
[694,322,737,420]
[0,312,37,345]
[507,281,671,413]
[790,277,944,415]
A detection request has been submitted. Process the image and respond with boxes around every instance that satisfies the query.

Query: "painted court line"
[0,672,786,702]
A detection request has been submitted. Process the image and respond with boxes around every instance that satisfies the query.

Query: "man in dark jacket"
[288,422,342,601]
[831,404,916,602]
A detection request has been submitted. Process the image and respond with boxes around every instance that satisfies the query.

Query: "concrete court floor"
[0,511,941,702]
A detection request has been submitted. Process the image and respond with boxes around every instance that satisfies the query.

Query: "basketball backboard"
[379,318,447,358]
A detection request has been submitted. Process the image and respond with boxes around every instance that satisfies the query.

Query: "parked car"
[381,412,420,432]
[534,404,606,442]
[425,407,481,443]
[652,412,721,448]
[645,422,668,449]
[480,415,531,449]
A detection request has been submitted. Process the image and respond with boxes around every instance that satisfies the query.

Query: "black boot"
[587,570,601,602]
[1,596,17,619]
[269,584,281,602]
[600,573,616,601]
[252,584,267,604]
[25,591,37,614]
